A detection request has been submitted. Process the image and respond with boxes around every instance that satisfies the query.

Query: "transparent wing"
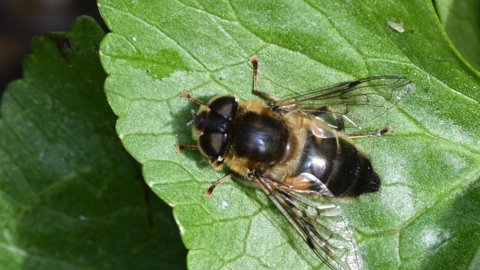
[254,174,361,270]
[273,76,412,129]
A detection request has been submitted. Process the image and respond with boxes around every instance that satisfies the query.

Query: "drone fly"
[176,56,411,270]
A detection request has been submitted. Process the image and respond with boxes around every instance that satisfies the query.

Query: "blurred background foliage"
[0,0,104,98]
[434,0,480,71]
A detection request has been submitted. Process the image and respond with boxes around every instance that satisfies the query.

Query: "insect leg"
[174,145,198,152]
[204,173,233,198]
[346,124,393,138]
[249,56,281,101]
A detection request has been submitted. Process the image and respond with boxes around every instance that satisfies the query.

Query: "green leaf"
[98,1,480,269]
[0,17,186,269]
[434,0,480,71]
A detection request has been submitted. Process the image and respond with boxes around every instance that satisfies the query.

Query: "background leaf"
[434,0,480,71]
[0,17,186,269]
[98,0,480,269]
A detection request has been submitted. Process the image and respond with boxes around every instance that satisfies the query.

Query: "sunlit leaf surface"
[99,1,480,269]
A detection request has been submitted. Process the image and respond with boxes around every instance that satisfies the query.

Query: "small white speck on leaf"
[387,21,405,33]
[222,200,229,209]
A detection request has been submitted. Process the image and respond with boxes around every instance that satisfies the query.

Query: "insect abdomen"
[295,132,380,197]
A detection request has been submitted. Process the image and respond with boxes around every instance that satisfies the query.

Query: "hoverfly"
[176,56,411,270]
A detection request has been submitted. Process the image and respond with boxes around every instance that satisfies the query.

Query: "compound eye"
[195,111,228,133]
[199,133,228,159]
[209,96,237,119]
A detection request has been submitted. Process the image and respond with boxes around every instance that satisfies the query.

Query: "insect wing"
[274,76,411,129]
[255,174,361,270]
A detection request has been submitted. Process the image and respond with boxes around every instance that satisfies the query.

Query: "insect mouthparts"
[190,109,197,118]
[186,109,198,127]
